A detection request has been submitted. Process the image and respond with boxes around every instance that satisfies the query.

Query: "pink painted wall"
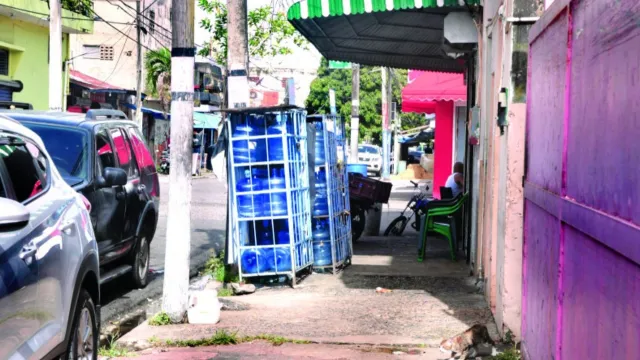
[524,0,640,358]
[433,101,454,199]
[501,103,525,339]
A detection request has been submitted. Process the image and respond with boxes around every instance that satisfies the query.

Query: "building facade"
[0,0,93,110]
[69,0,171,91]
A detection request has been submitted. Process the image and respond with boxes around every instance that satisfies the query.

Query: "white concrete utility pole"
[381,67,392,179]
[162,0,195,323]
[135,0,144,127]
[48,0,62,111]
[226,0,249,109]
[350,64,360,159]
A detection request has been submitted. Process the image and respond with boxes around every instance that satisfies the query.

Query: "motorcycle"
[383,181,430,236]
[159,147,170,174]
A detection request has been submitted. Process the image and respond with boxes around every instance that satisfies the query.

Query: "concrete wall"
[69,0,171,91]
[474,0,532,340]
[0,16,70,110]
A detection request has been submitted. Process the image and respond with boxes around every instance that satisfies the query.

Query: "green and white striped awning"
[287,0,480,72]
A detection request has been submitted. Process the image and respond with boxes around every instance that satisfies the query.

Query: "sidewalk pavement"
[115,341,448,360]
[116,181,495,360]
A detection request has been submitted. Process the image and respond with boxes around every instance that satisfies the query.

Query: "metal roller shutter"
[0,86,11,102]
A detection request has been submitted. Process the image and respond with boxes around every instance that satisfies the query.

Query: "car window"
[0,137,48,203]
[110,128,138,178]
[22,123,89,185]
[96,129,116,174]
[127,126,154,169]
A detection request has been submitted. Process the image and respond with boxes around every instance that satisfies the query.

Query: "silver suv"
[0,117,100,360]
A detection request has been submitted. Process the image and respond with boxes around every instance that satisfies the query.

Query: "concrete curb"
[116,321,440,352]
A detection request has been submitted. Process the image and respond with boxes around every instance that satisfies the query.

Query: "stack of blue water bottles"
[228,107,313,285]
[309,115,352,274]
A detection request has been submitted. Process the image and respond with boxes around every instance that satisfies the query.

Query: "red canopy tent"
[401,71,467,198]
[402,71,466,113]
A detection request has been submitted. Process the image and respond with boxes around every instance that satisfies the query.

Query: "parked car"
[357,144,383,177]
[3,109,160,288]
[0,116,100,360]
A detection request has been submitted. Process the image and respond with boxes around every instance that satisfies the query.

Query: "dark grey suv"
[0,116,100,360]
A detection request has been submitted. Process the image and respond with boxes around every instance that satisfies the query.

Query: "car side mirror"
[97,167,127,188]
[0,198,30,232]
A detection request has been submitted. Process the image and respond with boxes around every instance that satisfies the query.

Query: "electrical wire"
[105,0,173,44]
[115,0,172,35]
[83,5,153,51]
[101,30,131,83]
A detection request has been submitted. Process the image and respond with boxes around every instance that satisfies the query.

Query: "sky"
[194,0,321,71]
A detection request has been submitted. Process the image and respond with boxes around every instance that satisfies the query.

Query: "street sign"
[329,89,336,115]
[329,61,351,69]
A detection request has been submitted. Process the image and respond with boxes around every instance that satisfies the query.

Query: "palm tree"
[144,47,171,111]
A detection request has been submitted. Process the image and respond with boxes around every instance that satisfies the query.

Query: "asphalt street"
[100,175,227,323]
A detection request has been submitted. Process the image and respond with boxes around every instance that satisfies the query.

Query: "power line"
[102,35,130,83]
[104,0,172,42]
[114,0,172,36]
[84,5,152,51]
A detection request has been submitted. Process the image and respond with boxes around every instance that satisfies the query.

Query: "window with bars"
[0,49,8,76]
[149,10,156,34]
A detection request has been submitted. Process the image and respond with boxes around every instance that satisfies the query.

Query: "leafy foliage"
[148,311,172,326]
[204,250,239,283]
[197,0,307,65]
[61,0,93,17]
[305,59,426,144]
[144,47,171,95]
[144,47,171,107]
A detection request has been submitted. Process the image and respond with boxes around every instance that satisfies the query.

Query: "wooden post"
[162,0,195,323]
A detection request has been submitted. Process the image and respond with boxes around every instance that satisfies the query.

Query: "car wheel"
[67,289,98,360]
[131,235,150,288]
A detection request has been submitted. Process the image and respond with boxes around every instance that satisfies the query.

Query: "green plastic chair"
[418,193,468,262]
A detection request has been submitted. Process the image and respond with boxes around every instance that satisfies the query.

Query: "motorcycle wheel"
[351,206,366,242]
[384,215,408,236]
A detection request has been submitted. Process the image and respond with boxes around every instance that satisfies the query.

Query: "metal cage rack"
[227,107,313,286]
[308,114,352,274]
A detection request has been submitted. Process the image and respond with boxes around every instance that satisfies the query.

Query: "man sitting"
[445,162,464,197]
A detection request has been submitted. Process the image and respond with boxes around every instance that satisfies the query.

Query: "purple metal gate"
[524,0,640,358]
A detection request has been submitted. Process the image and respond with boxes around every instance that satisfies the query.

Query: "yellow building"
[0,0,93,110]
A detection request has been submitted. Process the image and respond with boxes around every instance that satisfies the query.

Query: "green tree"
[305,59,426,144]
[144,47,172,109]
[197,0,307,65]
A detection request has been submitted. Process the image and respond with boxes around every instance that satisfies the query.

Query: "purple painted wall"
[524,0,640,358]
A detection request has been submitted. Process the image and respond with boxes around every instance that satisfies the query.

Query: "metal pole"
[48,0,62,111]
[162,0,195,323]
[381,67,391,179]
[393,102,401,175]
[350,63,360,160]
[135,0,143,127]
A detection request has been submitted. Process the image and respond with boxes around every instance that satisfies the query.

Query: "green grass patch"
[99,334,134,358]
[489,347,522,360]
[243,334,311,346]
[217,288,234,297]
[148,312,172,326]
[148,330,311,348]
[203,251,239,283]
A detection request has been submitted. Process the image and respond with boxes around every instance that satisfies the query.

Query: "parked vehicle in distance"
[357,144,383,177]
[0,116,100,360]
[3,109,160,288]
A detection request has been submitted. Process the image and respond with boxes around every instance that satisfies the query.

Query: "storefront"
[288,0,480,262]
